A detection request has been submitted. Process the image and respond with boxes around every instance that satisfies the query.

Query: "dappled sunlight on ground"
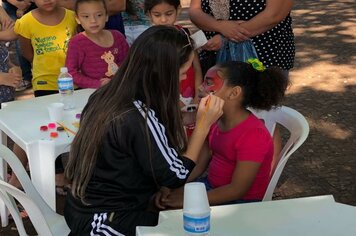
[308,119,352,140]
[289,63,355,93]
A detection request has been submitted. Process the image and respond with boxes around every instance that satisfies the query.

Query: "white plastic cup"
[183,182,211,235]
[47,103,64,122]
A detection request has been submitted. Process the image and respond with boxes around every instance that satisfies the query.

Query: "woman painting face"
[202,66,224,95]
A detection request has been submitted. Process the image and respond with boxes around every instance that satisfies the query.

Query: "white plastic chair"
[0,144,70,236]
[248,106,309,201]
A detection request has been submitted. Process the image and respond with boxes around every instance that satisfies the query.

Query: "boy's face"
[148,2,178,26]
[34,0,57,11]
[76,1,108,34]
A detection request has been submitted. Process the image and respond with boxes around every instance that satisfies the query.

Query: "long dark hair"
[65,25,194,200]
[218,61,290,110]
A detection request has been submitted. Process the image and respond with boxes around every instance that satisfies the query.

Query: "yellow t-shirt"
[14,9,77,91]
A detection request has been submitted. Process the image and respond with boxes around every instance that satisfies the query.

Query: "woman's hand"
[196,95,224,129]
[202,34,223,51]
[219,20,250,42]
[154,187,171,210]
[161,187,184,209]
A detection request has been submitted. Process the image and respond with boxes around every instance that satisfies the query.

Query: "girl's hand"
[202,34,223,51]
[196,95,224,129]
[100,78,111,86]
[1,18,14,31]
[16,9,25,18]
[9,66,22,76]
[0,72,22,88]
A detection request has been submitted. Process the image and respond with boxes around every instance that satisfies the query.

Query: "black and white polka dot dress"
[200,0,295,70]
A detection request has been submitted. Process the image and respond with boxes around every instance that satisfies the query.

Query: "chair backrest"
[0,144,70,236]
[248,106,309,201]
[0,179,27,235]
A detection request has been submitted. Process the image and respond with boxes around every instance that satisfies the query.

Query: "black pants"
[64,200,159,236]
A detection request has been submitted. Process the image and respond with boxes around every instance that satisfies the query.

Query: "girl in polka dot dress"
[189,0,295,77]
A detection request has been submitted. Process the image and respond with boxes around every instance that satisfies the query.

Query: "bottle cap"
[48,123,56,129]
[50,132,58,138]
[60,67,68,73]
[57,126,65,131]
[40,125,48,131]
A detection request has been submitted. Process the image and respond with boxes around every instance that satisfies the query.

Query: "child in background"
[158,59,289,207]
[1,0,35,92]
[14,0,77,96]
[0,6,22,106]
[10,0,77,194]
[144,0,203,136]
[122,0,151,45]
[66,0,129,89]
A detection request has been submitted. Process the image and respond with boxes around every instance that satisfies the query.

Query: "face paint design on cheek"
[203,68,224,94]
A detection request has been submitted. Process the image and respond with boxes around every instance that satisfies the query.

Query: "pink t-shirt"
[65,30,129,88]
[207,114,273,200]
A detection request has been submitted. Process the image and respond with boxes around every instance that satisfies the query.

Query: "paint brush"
[56,122,77,136]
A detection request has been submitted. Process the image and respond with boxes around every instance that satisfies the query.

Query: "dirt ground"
[1,0,355,235]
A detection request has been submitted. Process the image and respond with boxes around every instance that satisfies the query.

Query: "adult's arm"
[105,0,126,16]
[187,140,211,182]
[58,0,75,11]
[239,0,294,38]
[189,0,249,41]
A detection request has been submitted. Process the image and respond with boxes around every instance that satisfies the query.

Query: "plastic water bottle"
[58,67,74,110]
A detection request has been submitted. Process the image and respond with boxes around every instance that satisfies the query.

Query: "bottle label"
[58,78,73,90]
[183,214,210,234]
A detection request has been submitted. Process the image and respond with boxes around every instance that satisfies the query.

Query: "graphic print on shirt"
[63,27,73,53]
[34,27,73,56]
[101,51,119,77]
[180,85,194,107]
[34,36,60,55]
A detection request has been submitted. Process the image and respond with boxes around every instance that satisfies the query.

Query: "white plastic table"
[136,195,356,236]
[0,89,95,226]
